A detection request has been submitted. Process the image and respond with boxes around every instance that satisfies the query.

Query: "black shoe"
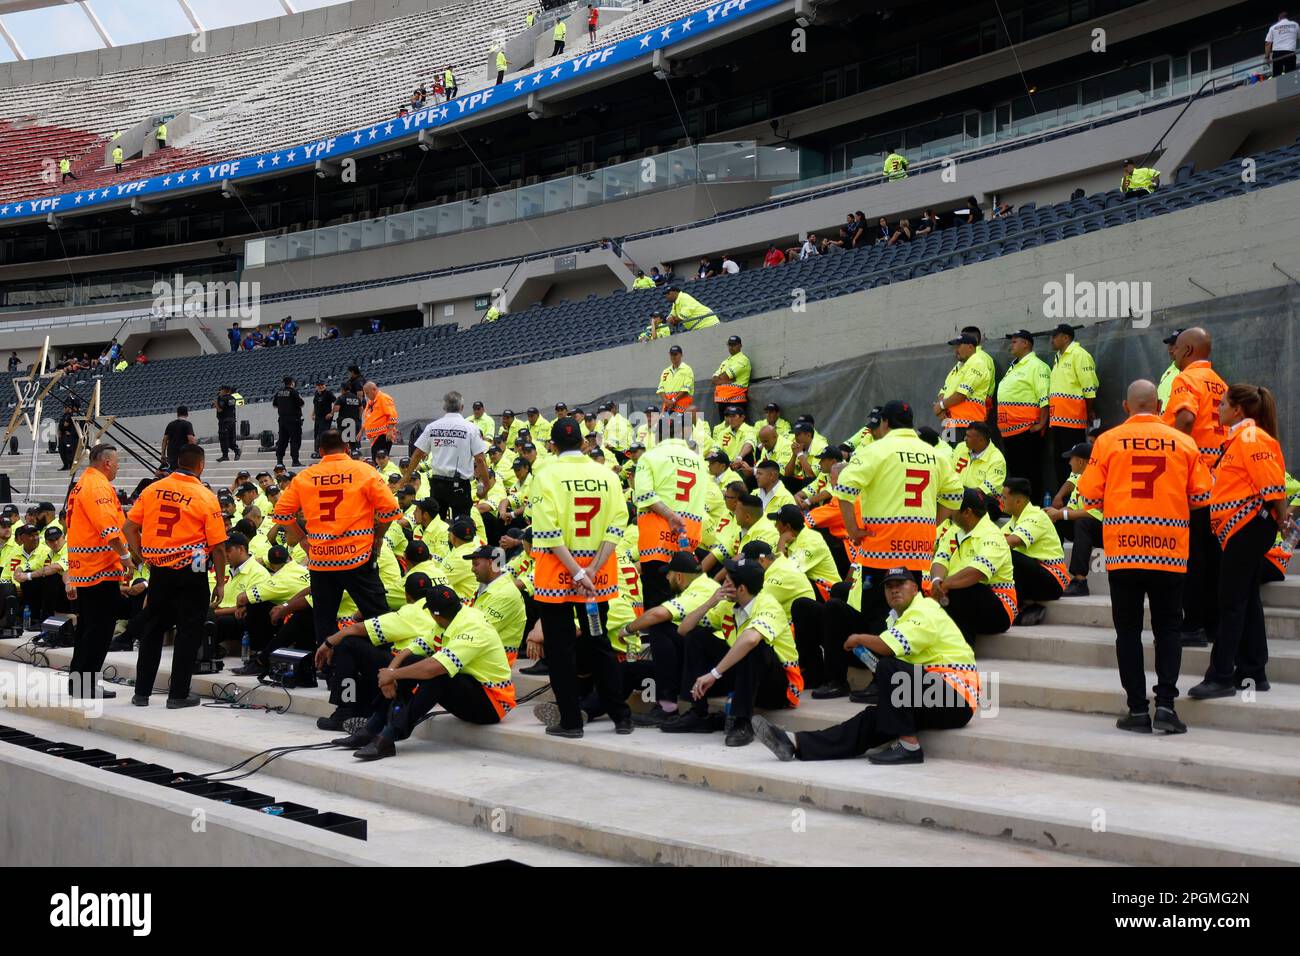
[316,708,350,731]
[354,737,396,761]
[1153,706,1187,734]
[849,683,880,705]
[660,710,724,734]
[630,704,676,727]
[1235,675,1270,691]
[1062,580,1089,598]
[166,693,201,709]
[751,715,796,761]
[614,717,634,735]
[520,660,549,676]
[867,741,924,765]
[1015,603,1047,627]
[1180,629,1209,648]
[229,661,262,677]
[98,688,117,699]
[311,452,321,459]
[108,641,133,653]
[1187,679,1236,700]
[545,725,584,738]
[724,718,754,747]
[217,456,230,462]
[234,450,242,460]
[131,695,149,707]
[291,460,303,467]
[1115,709,1152,733]
[331,732,374,749]
[810,680,850,700]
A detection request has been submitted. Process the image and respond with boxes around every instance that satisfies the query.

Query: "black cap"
[959,488,987,512]
[740,540,774,561]
[37,501,55,511]
[881,400,914,428]
[502,408,515,416]
[399,485,417,497]
[881,567,915,585]
[947,334,978,346]
[464,544,502,561]
[644,404,658,414]
[550,416,584,447]
[16,523,38,536]
[763,402,781,412]
[1006,329,1034,343]
[768,504,805,529]
[414,496,440,514]
[404,539,432,564]
[1050,323,1078,337]
[268,545,291,564]
[237,482,257,495]
[237,470,251,478]
[43,525,63,539]
[1063,441,1093,460]
[865,406,883,429]
[724,405,744,417]
[723,556,765,593]
[792,421,813,435]
[705,449,730,465]
[601,401,617,412]
[526,406,539,415]
[518,442,536,454]
[399,456,411,466]
[0,515,12,527]
[511,457,530,471]
[666,552,701,573]
[554,401,568,411]
[450,516,477,541]
[628,442,645,452]
[271,463,286,472]
[669,345,682,354]
[1162,329,1183,345]
[473,400,484,409]
[727,335,742,345]
[423,584,462,618]
[314,379,325,386]
[819,446,842,461]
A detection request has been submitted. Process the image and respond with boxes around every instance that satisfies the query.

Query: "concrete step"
[1043,594,1300,639]
[0,702,615,867]
[981,625,1300,684]
[1,664,1097,867]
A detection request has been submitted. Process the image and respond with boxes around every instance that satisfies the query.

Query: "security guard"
[632,269,656,290]
[444,65,457,100]
[311,380,335,459]
[495,48,509,84]
[60,157,78,183]
[112,144,124,172]
[1076,381,1211,732]
[712,405,756,464]
[65,443,133,699]
[930,489,1017,640]
[882,146,908,181]
[711,335,751,423]
[751,569,978,766]
[633,411,707,611]
[951,422,1007,517]
[1161,327,1227,647]
[997,329,1051,501]
[402,390,490,521]
[935,333,992,443]
[272,375,305,467]
[362,381,399,458]
[124,444,227,708]
[552,18,567,56]
[466,400,496,440]
[334,382,364,452]
[524,407,553,443]
[466,543,527,664]
[596,402,633,463]
[529,417,631,737]
[1156,329,1182,412]
[1048,323,1098,486]
[215,384,240,461]
[999,477,1068,626]
[56,402,78,470]
[657,344,695,413]
[664,286,718,332]
[1121,160,1161,197]
[156,121,168,148]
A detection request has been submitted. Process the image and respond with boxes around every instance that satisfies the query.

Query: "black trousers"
[308,563,390,643]
[58,440,76,469]
[275,419,302,463]
[552,40,565,55]
[370,434,393,458]
[367,672,500,741]
[134,566,210,701]
[313,418,333,452]
[329,636,393,715]
[1272,50,1296,77]
[211,602,273,654]
[1001,430,1044,501]
[640,560,671,614]
[682,629,789,720]
[580,659,655,721]
[1208,512,1275,685]
[942,584,1010,640]
[538,600,630,730]
[479,509,505,547]
[643,620,694,704]
[790,596,827,688]
[1181,507,1220,638]
[1108,568,1183,710]
[429,475,472,522]
[1011,550,1065,602]
[496,70,504,84]
[218,419,239,458]
[1068,514,1103,578]
[817,573,898,684]
[68,580,121,695]
[794,657,973,760]
[1052,425,1086,487]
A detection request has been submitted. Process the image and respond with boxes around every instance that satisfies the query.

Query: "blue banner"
[0,0,783,225]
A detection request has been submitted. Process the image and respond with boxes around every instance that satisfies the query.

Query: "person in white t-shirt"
[799,234,819,260]
[1266,11,1298,76]
[720,254,739,275]
[401,391,490,521]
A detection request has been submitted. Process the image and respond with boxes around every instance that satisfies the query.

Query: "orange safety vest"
[271,453,401,570]
[943,397,987,430]
[997,402,1039,438]
[363,390,399,441]
[1208,419,1286,548]
[126,471,226,569]
[65,467,127,586]
[713,382,748,404]
[1161,360,1228,470]
[924,664,981,711]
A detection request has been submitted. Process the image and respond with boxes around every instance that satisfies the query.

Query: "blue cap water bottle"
[585,600,603,636]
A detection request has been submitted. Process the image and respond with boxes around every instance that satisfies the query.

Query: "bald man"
[1162,328,1227,647]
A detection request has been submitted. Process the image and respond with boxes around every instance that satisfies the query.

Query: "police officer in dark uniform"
[215,385,240,461]
[311,379,335,459]
[272,375,305,467]
[56,401,79,471]
[334,382,364,454]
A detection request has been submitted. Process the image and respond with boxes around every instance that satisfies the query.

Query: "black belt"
[430,474,469,483]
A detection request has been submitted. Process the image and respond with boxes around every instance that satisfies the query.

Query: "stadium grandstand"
[2,0,1300,887]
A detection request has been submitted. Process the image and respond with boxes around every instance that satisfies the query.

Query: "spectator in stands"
[60,158,78,183]
[227,323,242,352]
[7,351,18,373]
[552,18,567,56]
[960,196,983,223]
[431,75,444,100]
[915,209,941,237]
[696,256,716,280]
[887,218,912,245]
[820,236,845,255]
[763,242,785,267]
[587,4,598,42]
[324,325,340,340]
[282,316,298,345]
[368,317,383,334]
[444,65,458,100]
[411,88,425,110]
[1266,11,1298,77]
[266,325,282,347]
[799,233,819,260]
[720,253,740,275]
[135,350,147,365]
[1121,160,1161,197]
[883,146,909,181]
[872,216,891,244]
[842,213,861,248]
[650,266,668,286]
[993,201,1015,218]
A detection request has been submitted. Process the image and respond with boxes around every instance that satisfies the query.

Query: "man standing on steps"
[997,330,1051,501]
[1075,380,1211,736]
[215,384,240,461]
[634,412,708,611]
[124,444,227,709]
[56,402,78,471]
[401,391,490,521]
[160,405,195,472]
[272,375,305,467]
[362,381,399,459]
[1048,323,1098,487]
[273,429,402,731]
[1161,327,1227,649]
[552,18,567,56]
[65,443,133,700]
[311,380,335,459]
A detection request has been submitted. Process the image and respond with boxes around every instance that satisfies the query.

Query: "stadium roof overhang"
[0,0,805,228]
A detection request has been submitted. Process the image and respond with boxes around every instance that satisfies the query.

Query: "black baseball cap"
[502,408,515,416]
[464,545,502,561]
[404,539,431,563]
[740,540,774,561]
[550,416,583,447]
[1006,329,1035,343]
[511,457,530,471]
[519,442,537,453]
[473,400,485,409]
[668,345,682,354]
[414,496,440,514]
[554,401,568,411]
[881,400,914,428]
[399,484,417,496]
[947,334,978,346]
[865,406,883,429]
[819,446,842,461]
[1162,329,1183,345]
[526,406,539,414]
[723,557,765,593]
[727,335,742,345]
[705,449,730,464]
[0,515,13,528]
[1063,442,1093,460]
[272,463,287,472]
[644,404,658,415]
[768,504,805,529]
[724,405,744,417]
[267,545,291,564]
[450,516,477,541]
[237,482,257,495]
[423,584,462,618]
[880,567,915,585]
[628,442,645,452]
[399,456,411,467]
[792,421,813,435]
[1050,323,1078,338]
[43,525,63,539]
[236,470,251,478]
[667,552,701,573]
[763,402,781,412]
[36,501,55,512]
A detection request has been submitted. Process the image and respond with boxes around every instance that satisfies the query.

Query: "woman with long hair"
[1189,383,1289,699]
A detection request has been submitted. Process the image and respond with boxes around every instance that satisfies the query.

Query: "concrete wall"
[103,177,1300,441]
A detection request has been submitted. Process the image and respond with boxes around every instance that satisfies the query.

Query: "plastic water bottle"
[1042,493,1053,508]
[678,529,691,551]
[240,628,250,663]
[21,606,31,633]
[585,600,603,636]
[1283,518,1300,552]
[852,645,879,671]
